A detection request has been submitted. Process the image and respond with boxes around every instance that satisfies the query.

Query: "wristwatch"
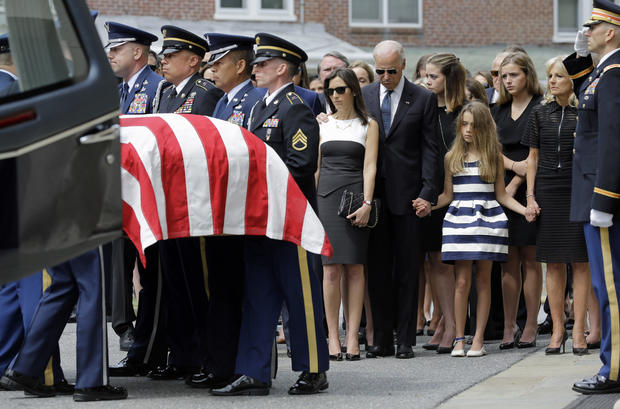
[363,199,372,206]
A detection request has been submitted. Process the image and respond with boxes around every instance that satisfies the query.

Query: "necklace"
[333,117,355,130]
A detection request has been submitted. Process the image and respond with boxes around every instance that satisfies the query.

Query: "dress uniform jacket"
[120,66,164,115]
[248,83,319,207]
[212,80,262,128]
[566,51,620,222]
[155,72,223,115]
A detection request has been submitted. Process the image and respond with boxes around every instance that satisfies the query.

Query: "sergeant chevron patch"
[292,129,307,151]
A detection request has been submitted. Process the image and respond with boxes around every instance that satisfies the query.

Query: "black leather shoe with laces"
[73,385,128,401]
[288,372,328,395]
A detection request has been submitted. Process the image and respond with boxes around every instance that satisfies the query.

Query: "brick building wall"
[87,0,555,46]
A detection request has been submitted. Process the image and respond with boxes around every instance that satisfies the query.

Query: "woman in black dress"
[522,57,598,354]
[422,53,467,352]
[317,68,379,360]
[492,52,543,349]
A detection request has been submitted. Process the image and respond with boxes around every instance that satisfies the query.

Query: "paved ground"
[4,323,616,408]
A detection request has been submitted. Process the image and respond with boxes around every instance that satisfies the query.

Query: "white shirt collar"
[227,79,251,103]
[0,68,17,80]
[598,47,620,68]
[175,74,194,95]
[265,82,293,106]
[125,64,148,93]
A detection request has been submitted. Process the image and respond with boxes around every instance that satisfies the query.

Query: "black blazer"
[362,79,441,215]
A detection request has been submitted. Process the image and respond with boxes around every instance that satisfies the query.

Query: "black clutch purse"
[337,189,379,228]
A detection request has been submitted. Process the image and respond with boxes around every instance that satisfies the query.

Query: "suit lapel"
[224,81,253,119]
[388,80,414,137]
[251,83,292,131]
[122,67,150,113]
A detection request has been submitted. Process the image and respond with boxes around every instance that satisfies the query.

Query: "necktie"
[381,90,392,134]
[251,99,267,127]
[120,83,129,105]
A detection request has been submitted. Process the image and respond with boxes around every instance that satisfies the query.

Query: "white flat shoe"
[451,349,465,357]
[466,347,487,357]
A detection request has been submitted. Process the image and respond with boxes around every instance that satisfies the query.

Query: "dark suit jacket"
[485,87,496,106]
[155,72,224,115]
[362,79,441,215]
[257,85,323,115]
[0,70,16,94]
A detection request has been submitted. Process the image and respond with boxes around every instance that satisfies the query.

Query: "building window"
[214,0,295,21]
[350,0,422,28]
[553,0,591,42]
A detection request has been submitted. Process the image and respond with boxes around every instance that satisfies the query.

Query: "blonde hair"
[497,52,543,105]
[542,56,578,108]
[446,101,502,183]
[426,53,467,113]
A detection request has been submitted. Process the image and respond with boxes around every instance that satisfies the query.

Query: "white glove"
[575,28,589,57]
[590,209,614,228]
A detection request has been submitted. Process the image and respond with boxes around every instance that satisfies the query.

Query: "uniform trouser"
[203,236,245,378]
[584,222,620,381]
[235,237,329,384]
[111,238,136,335]
[159,237,209,367]
[12,249,108,389]
[0,272,65,384]
[126,244,166,367]
[367,208,421,348]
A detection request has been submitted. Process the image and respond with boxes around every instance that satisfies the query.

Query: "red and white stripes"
[120,113,332,265]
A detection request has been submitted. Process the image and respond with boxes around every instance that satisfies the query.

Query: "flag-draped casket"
[120,113,332,265]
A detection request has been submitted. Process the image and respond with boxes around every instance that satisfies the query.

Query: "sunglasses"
[491,70,499,77]
[325,86,348,96]
[375,68,398,75]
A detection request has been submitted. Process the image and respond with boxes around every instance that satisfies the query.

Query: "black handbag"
[337,189,379,228]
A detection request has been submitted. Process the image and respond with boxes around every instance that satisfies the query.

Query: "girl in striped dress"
[432,101,527,357]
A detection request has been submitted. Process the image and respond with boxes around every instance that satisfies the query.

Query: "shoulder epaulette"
[195,78,212,92]
[285,91,303,104]
[603,64,620,74]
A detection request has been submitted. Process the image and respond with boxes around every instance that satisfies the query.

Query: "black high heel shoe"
[587,340,601,350]
[517,333,537,349]
[545,331,568,355]
[329,353,343,361]
[345,353,361,361]
[499,328,522,350]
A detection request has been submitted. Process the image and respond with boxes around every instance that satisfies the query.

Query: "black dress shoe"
[416,329,424,336]
[573,374,620,394]
[147,365,197,380]
[25,379,75,396]
[329,353,343,361]
[187,371,230,389]
[288,372,328,395]
[365,345,395,358]
[537,317,553,335]
[587,341,601,349]
[517,335,537,349]
[109,356,150,377]
[422,343,439,351]
[210,375,270,396]
[0,369,55,397]
[395,345,414,359]
[73,385,128,401]
[119,327,135,352]
[437,346,452,354]
[345,353,361,361]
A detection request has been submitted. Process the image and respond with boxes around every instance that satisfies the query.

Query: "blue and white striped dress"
[441,161,509,262]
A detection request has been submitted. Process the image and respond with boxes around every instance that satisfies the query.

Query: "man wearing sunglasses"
[361,40,441,360]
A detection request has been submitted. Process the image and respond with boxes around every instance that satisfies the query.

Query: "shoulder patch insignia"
[292,129,308,151]
[195,79,210,91]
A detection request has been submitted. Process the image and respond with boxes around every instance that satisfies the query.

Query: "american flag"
[120,113,332,265]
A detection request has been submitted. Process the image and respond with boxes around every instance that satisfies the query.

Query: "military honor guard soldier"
[563,0,620,395]
[211,33,329,397]
[183,33,262,390]
[105,22,169,377]
[149,25,223,381]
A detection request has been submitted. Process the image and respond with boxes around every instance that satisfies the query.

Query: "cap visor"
[583,19,602,27]
[209,50,229,64]
[250,55,272,65]
[159,48,179,56]
[105,41,128,49]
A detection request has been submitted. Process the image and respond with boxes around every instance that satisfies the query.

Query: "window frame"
[349,0,423,28]
[553,0,591,42]
[214,0,296,22]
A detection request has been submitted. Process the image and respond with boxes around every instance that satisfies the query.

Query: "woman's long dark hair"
[324,68,369,126]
